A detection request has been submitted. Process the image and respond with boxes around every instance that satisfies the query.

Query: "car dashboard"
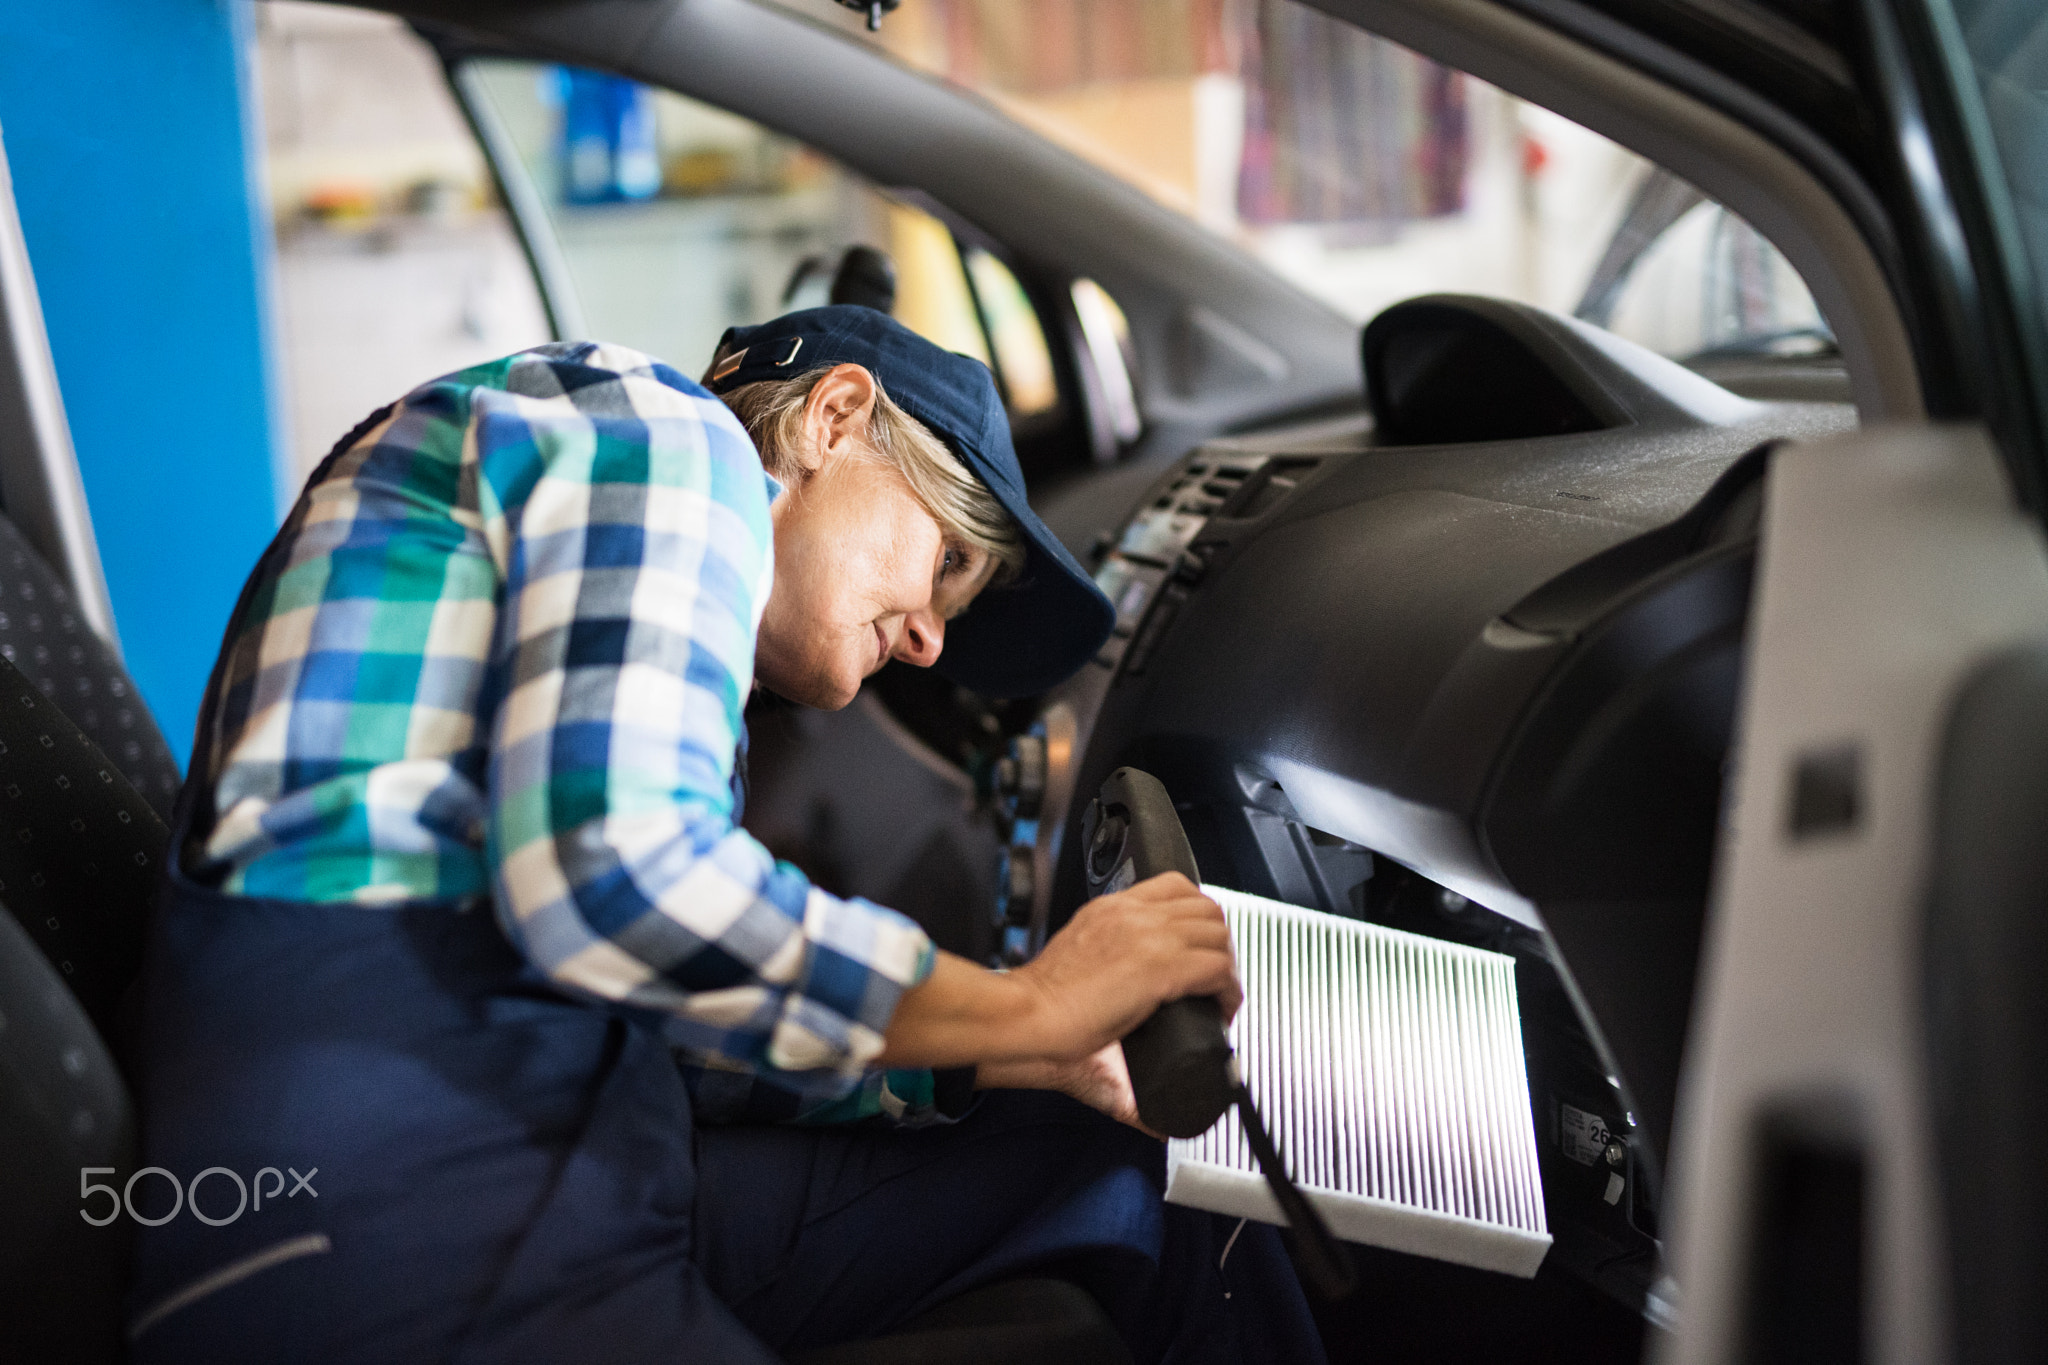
[983,294,1856,1312]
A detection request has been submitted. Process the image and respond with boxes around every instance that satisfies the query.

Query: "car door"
[1660,429,2048,1365]
[1568,0,2048,1362]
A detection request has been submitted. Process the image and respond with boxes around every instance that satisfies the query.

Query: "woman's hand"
[874,872,1240,1104]
[975,1041,1162,1137]
[973,874,1239,1132]
[1008,872,1241,1062]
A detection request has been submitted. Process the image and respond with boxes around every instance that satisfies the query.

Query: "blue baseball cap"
[705,305,1114,698]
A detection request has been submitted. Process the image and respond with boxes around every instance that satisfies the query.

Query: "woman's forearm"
[875,874,1237,1075]
[872,950,1047,1068]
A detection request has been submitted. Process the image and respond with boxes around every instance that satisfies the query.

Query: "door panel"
[1660,424,2048,1365]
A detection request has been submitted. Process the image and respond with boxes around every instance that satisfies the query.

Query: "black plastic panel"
[1366,296,1622,443]
[1048,392,1834,927]
[1924,643,2048,1365]
[1019,301,1859,1309]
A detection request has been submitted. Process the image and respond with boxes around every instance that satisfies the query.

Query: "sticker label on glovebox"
[1560,1103,1610,1166]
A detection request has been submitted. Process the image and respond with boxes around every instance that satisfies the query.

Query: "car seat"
[0,637,170,1044]
[0,628,157,1363]
[0,510,182,820]
[0,892,135,1365]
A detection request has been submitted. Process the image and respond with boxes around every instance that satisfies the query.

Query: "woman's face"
[755,365,998,709]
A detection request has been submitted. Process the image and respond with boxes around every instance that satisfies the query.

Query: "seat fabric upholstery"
[0,511,181,817]
[0,643,170,1040]
[0,904,135,1365]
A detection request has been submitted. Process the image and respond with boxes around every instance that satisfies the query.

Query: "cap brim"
[933,462,1114,699]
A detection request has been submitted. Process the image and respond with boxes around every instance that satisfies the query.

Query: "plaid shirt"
[190,343,951,1125]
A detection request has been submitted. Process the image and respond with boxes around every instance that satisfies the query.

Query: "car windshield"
[1946,0,2048,354]
[765,0,1831,366]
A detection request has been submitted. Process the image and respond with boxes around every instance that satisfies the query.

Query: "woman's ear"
[798,364,880,478]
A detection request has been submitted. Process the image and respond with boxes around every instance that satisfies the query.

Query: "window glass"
[1602,202,1829,359]
[1071,279,1141,445]
[885,201,992,369]
[255,5,551,483]
[776,0,1831,366]
[964,249,1058,417]
[1946,0,2048,392]
[460,59,1058,411]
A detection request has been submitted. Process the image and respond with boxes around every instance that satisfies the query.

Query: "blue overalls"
[123,567,1326,1365]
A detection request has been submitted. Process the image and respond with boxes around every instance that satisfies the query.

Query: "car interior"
[6,0,2048,1362]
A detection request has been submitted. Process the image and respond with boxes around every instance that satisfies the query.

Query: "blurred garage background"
[0,0,1819,765]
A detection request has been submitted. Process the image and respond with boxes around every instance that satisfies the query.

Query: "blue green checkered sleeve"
[475,343,936,1100]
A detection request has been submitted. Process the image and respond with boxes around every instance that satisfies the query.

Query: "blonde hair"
[718,366,1025,585]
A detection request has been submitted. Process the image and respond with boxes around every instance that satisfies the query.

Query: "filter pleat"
[1165,886,1551,1279]
[1450,960,1477,1214]
[1444,952,1479,1221]
[1380,932,1413,1209]
[1495,957,1539,1229]
[1338,930,1365,1198]
[1403,938,1433,1212]
[1357,931,1384,1203]
[1311,915,1335,1189]
[1423,948,1452,1217]
[1425,945,1458,1219]
[1460,959,1502,1227]
[1421,946,1453,1218]
[1385,935,1411,1206]
[1371,931,1401,1207]
[1397,937,1424,1211]
[1489,960,1528,1226]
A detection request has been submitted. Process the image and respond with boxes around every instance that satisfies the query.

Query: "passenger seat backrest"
[0,510,182,819]
[0,644,171,1040]
[0,903,135,1365]
[0,558,176,1360]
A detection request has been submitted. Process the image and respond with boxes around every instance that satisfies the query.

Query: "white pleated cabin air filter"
[1166,886,1551,1278]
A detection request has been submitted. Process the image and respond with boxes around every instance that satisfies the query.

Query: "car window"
[1588,176,1831,362]
[773,0,1831,369]
[964,248,1058,418]
[455,59,1059,417]
[255,4,553,482]
[1946,0,2048,419]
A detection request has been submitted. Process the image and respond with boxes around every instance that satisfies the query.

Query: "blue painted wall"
[0,0,282,764]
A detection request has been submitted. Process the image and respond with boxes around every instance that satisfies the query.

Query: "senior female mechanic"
[128,306,1324,1364]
